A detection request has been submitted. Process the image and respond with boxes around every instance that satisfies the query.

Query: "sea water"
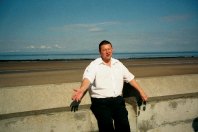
[0,51,197,61]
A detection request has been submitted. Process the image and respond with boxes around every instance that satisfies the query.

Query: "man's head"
[99,40,113,63]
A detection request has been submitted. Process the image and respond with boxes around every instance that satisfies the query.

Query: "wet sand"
[0,57,198,87]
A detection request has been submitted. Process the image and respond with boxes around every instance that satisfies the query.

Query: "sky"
[0,0,198,54]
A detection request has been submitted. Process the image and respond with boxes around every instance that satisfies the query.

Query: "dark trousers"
[90,96,131,132]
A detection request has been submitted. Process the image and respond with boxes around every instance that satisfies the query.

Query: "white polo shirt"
[83,57,135,98]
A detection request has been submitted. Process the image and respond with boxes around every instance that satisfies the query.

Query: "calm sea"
[0,52,198,61]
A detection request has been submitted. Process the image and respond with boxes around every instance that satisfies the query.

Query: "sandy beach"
[0,57,198,87]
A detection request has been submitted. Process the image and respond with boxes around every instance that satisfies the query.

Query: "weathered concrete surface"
[134,74,198,132]
[136,74,198,98]
[0,74,198,132]
[0,83,137,131]
[0,82,87,115]
[137,97,198,132]
[0,109,95,132]
[0,104,136,132]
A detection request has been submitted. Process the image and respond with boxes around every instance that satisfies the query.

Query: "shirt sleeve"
[83,62,96,84]
[121,62,135,82]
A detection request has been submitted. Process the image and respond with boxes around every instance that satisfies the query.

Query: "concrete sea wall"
[0,74,198,132]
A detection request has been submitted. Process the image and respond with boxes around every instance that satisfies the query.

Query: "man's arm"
[129,79,148,101]
[72,78,91,102]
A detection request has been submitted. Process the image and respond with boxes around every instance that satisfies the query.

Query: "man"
[72,40,148,132]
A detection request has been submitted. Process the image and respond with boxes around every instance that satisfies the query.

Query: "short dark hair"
[99,40,112,52]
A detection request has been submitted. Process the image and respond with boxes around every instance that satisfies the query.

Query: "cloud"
[54,44,61,48]
[26,44,62,50]
[27,45,36,49]
[88,27,104,32]
[162,14,192,22]
[51,21,119,33]
[40,45,51,49]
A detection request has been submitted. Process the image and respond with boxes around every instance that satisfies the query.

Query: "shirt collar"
[97,57,119,65]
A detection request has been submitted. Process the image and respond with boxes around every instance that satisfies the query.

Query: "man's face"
[100,44,113,62]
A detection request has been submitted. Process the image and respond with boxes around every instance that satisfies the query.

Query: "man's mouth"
[106,54,110,57]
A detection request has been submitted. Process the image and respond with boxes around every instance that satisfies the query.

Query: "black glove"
[137,99,146,116]
[143,101,146,111]
[70,100,80,112]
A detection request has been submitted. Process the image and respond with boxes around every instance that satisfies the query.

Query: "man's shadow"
[122,82,146,116]
[192,117,198,132]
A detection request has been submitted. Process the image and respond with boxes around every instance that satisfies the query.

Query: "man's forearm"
[80,78,91,93]
[72,78,91,101]
[129,79,143,93]
[129,79,148,101]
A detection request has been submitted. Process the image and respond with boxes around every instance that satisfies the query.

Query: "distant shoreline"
[0,56,198,62]
[0,51,197,61]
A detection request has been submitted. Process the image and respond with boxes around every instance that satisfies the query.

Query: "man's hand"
[70,79,90,112]
[140,93,148,102]
[72,88,84,102]
[70,100,80,112]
